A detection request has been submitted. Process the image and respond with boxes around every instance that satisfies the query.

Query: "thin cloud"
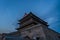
[45,17,58,24]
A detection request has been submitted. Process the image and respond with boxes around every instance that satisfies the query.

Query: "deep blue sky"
[0,0,60,33]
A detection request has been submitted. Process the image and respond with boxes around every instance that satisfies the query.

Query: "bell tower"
[16,12,48,40]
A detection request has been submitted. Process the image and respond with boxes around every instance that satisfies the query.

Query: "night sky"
[0,0,60,33]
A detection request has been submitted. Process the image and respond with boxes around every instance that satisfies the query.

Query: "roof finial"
[24,13,28,17]
[29,11,33,14]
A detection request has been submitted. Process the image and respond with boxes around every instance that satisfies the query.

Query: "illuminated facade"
[0,12,60,40]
